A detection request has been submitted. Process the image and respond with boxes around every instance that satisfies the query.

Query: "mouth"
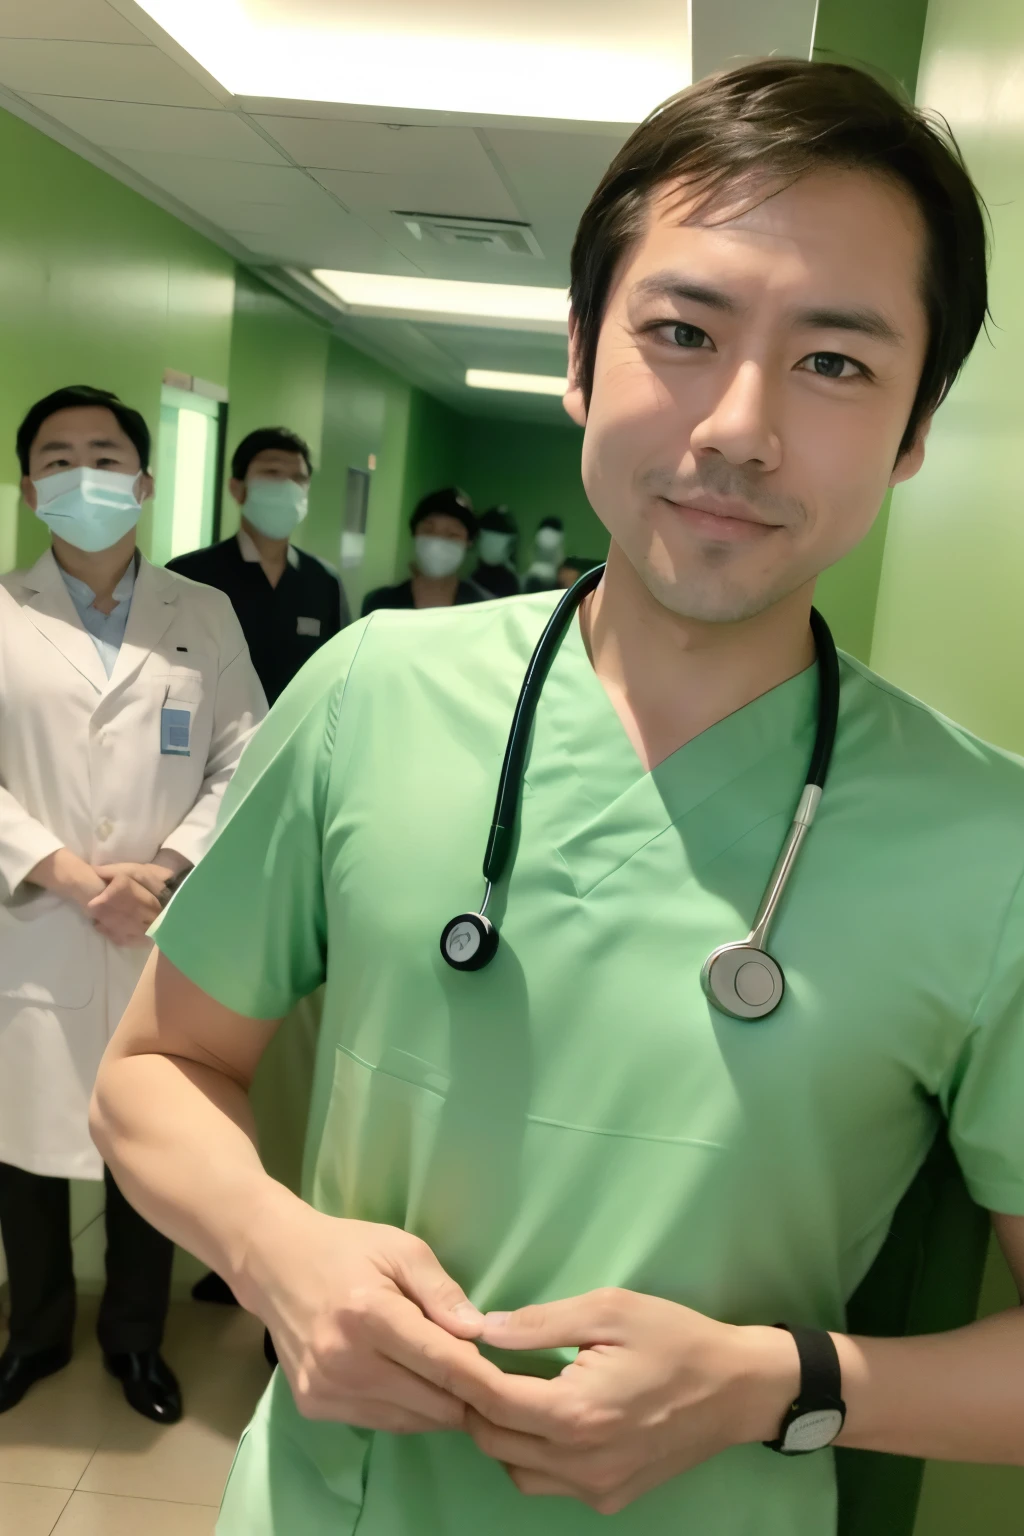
[658,495,780,543]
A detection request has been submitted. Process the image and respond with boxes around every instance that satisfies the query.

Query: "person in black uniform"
[167,427,349,705]
[361,488,485,615]
[472,506,520,599]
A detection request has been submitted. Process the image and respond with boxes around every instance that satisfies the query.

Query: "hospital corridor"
[1,1,1024,1534]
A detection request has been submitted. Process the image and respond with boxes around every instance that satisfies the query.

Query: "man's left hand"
[88,866,166,945]
[463,1289,799,1514]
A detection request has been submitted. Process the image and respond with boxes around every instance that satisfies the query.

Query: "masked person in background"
[362,488,485,614]
[523,516,566,592]
[168,427,349,707]
[170,428,348,1316]
[0,385,265,1424]
[473,506,521,599]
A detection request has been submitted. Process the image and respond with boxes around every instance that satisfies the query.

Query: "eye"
[799,351,864,380]
[668,322,711,350]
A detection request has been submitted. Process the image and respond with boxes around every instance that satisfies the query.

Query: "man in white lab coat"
[0,385,266,1423]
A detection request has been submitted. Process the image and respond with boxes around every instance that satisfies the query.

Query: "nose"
[689,359,782,473]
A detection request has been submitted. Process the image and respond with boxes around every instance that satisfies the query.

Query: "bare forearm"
[91,1051,301,1305]
[833,1311,1024,1464]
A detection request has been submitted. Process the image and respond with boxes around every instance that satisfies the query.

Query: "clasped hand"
[249,1209,797,1514]
[88,862,169,946]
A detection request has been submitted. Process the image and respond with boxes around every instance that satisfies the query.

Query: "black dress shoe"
[0,1344,72,1414]
[104,1350,182,1425]
[191,1270,239,1306]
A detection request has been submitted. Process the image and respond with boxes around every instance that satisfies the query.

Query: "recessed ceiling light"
[466,370,569,396]
[311,270,569,333]
[132,2,689,122]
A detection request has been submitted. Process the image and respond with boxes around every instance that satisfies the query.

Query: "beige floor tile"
[0,1482,71,1536]
[52,1490,217,1535]
[0,1377,112,1491]
[77,1301,267,1507]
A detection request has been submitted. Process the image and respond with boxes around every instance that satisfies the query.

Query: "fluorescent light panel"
[466,370,568,396]
[312,270,569,333]
[133,2,689,122]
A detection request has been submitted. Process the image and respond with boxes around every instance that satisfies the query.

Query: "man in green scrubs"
[92,59,1024,1535]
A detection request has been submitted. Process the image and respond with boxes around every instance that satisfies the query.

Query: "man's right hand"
[239,1199,501,1435]
[26,847,106,909]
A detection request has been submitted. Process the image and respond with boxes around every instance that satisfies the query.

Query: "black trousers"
[0,1161,173,1357]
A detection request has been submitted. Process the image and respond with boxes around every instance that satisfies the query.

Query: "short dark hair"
[570,59,988,458]
[231,427,313,481]
[410,487,477,540]
[16,385,151,475]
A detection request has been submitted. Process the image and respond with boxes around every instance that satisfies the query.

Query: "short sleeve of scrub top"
[152,621,367,1019]
[941,867,1024,1214]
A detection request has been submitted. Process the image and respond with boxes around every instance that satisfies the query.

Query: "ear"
[889,413,932,488]
[20,475,38,512]
[138,472,156,504]
[229,477,247,506]
[562,308,588,429]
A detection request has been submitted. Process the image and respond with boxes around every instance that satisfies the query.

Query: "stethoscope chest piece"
[441,911,499,971]
[701,941,785,1021]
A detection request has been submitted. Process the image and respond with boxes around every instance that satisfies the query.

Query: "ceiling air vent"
[396,213,543,259]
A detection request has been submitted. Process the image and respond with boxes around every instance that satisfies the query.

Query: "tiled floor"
[0,1297,269,1536]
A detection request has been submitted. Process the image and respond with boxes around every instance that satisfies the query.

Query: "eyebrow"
[632,275,904,346]
[38,436,123,454]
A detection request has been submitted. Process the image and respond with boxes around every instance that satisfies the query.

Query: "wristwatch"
[158,866,191,909]
[764,1323,846,1455]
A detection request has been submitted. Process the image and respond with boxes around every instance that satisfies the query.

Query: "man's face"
[416,512,471,547]
[21,405,150,509]
[564,169,931,623]
[232,447,310,505]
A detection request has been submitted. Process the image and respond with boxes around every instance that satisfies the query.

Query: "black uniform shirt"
[361,578,487,616]
[168,533,348,705]
[472,561,520,599]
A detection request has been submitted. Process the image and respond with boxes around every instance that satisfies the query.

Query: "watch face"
[781,1408,845,1454]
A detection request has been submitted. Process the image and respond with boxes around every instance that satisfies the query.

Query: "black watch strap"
[159,867,191,908]
[764,1323,846,1456]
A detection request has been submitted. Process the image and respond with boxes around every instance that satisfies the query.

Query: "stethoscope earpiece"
[701,942,785,1021]
[440,912,499,971]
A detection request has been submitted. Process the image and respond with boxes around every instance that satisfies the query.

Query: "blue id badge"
[161,705,191,757]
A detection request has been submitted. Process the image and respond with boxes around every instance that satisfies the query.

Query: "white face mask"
[535,527,563,554]
[478,531,514,566]
[33,466,143,553]
[244,478,308,540]
[415,535,465,579]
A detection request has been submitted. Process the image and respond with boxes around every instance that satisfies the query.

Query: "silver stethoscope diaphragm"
[440,573,840,1023]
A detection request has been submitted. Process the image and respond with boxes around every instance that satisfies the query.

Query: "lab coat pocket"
[0,891,94,1006]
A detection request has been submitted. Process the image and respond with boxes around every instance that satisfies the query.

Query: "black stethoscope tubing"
[440,564,840,1020]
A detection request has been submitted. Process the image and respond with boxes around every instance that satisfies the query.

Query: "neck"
[51,532,137,607]
[241,516,289,582]
[411,569,460,607]
[581,542,817,771]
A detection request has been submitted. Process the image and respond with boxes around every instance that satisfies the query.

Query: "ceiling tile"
[309,166,519,222]
[113,151,335,206]
[0,0,147,43]
[252,116,498,178]
[430,326,569,372]
[0,40,221,106]
[486,127,625,219]
[22,97,288,161]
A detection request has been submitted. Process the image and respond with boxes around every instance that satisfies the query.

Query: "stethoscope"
[440,565,840,1021]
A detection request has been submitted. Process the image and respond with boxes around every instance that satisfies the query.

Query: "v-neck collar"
[523,610,819,897]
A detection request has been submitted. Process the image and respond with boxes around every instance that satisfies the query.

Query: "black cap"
[410,486,477,539]
[479,505,516,535]
[538,516,564,533]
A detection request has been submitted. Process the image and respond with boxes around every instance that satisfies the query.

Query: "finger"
[481,1290,622,1352]
[504,1467,581,1500]
[297,1394,458,1435]
[350,1353,468,1429]
[388,1237,484,1338]
[458,1368,580,1438]
[465,1408,561,1474]
[371,1291,506,1403]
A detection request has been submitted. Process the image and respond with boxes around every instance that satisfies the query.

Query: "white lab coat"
[0,550,267,1178]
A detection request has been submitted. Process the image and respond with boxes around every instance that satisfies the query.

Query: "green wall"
[813,0,930,98]
[0,106,235,573]
[868,1,1024,1531]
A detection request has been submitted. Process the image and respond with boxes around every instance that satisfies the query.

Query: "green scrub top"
[153,593,1024,1536]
